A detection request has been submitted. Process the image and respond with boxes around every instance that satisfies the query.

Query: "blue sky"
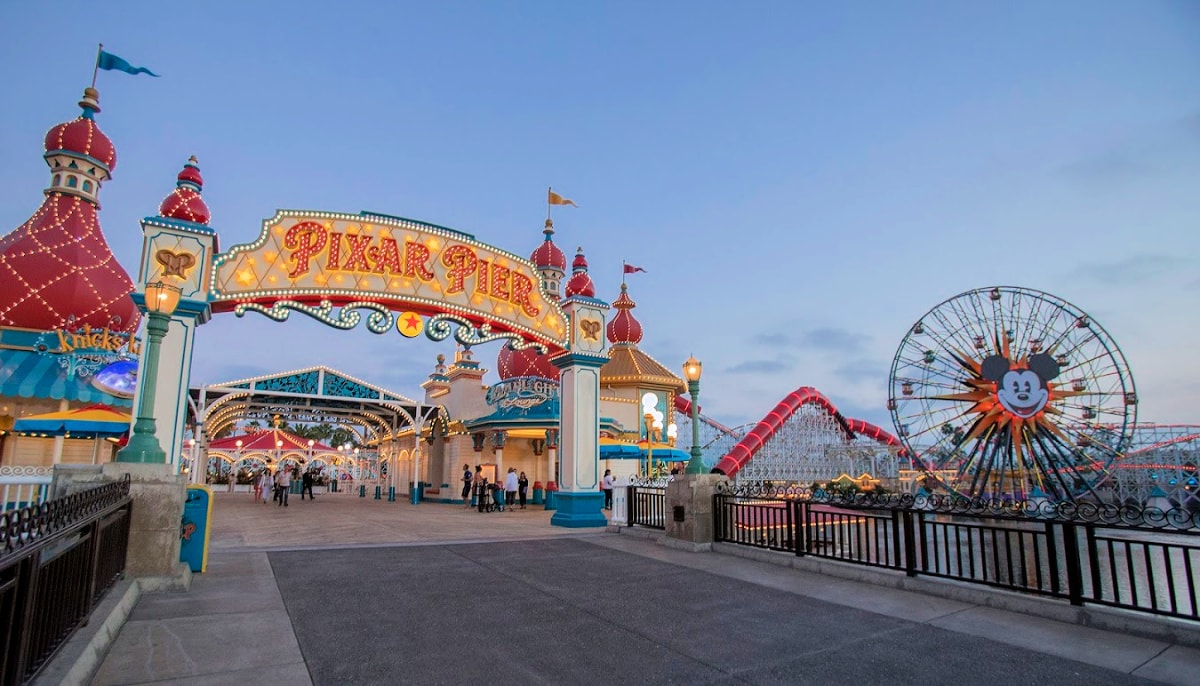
[1,1,1197,431]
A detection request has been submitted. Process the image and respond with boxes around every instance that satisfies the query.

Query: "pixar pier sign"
[208,210,569,349]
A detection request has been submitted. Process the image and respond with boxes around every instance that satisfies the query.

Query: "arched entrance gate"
[187,365,439,499]
[131,209,610,527]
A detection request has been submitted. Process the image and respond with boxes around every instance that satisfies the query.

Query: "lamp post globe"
[117,282,182,463]
[683,355,704,474]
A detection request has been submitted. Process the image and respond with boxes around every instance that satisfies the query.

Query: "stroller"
[486,482,505,512]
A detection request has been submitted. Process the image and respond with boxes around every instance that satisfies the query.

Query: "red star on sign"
[398,312,423,338]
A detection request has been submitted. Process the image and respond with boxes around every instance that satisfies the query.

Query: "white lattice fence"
[0,466,53,513]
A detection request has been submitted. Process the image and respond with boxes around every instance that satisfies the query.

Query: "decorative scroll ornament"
[628,474,673,488]
[425,313,548,353]
[234,299,395,334]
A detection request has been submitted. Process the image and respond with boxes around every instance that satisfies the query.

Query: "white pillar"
[546,431,558,487]
[493,430,506,481]
[549,295,609,528]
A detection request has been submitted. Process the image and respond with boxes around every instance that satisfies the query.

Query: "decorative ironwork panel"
[256,370,320,395]
[323,373,382,400]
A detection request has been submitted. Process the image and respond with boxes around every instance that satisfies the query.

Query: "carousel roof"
[601,345,685,392]
[208,428,335,453]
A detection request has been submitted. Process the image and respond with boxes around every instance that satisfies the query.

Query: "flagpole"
[546,186,552,222]
[91,43,103,89]
[622,261,626,285]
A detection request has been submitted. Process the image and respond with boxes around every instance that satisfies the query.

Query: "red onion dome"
[158,156,211,225]
[530,219,567,270]
[0,195,139,333]
[43,88,116,172]
[606,282,643,345]
[496,342,559,380]
[564,246,595,298]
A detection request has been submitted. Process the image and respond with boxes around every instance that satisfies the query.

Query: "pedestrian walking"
[258,470,273,503]
[252,470,264,502]
[275,467,291,507]
[517,471,529,509]
[504,468,519,511]
[461,464,473,508]
[301,469,316,500]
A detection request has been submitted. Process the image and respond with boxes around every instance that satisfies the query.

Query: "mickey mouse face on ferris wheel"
[980,353,1061,419]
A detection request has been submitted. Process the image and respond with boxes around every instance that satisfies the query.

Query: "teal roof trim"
[0,349,132,407]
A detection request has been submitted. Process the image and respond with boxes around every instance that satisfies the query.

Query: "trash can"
[532,481,544,506]
[180,485,213,573]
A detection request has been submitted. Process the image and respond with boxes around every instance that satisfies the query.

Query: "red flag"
[623,264,646,274]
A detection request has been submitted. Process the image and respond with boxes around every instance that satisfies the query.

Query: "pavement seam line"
[263,551,317,686]
[1128,643,1173,677]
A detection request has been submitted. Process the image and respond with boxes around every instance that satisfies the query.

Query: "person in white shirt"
[602,469,615,510]
[275,467,291,507]
[504,468,519,511]
[257,470,273,503]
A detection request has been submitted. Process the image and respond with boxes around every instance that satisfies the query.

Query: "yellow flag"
[548,189,578,207]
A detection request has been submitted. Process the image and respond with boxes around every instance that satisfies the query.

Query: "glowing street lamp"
[682,355,704,474]
[118,282,182,463]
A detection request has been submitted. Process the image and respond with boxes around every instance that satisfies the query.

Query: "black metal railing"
[628,486,666,530]
[0,476,132,686]
[714,486,1200,622]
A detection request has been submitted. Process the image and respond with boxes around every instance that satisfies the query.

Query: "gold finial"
[79,87,101,113]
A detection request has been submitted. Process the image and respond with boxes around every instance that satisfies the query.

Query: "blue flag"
[97,50,159,77]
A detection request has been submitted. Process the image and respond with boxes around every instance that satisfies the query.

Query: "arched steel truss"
[187,366,441,462]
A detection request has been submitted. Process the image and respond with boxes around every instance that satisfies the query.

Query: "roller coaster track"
[711,386,907,479]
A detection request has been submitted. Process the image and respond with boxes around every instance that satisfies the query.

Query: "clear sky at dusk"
[1,1,1197,431]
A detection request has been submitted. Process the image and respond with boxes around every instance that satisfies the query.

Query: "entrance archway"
[134,208,610,527]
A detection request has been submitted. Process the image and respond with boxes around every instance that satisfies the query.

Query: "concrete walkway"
[81,491,1200,685]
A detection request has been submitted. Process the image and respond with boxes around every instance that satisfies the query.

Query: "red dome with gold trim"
[43,88,116,172]
[158,157,211,225]
[496,343,558,380]
[530,219,566,271]
[0,89,138,333]
[606,282,643,345]
[564,247,595,298]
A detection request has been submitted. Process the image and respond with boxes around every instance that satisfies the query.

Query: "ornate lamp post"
[683,355,704,474]
[118,282,182,463]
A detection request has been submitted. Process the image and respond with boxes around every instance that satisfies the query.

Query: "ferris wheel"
[888,286,1137,502]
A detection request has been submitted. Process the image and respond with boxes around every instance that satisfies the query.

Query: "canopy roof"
[0,345,133,407]
[13,403,130,437]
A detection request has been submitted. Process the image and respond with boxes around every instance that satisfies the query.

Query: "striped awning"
[0,348,133,407]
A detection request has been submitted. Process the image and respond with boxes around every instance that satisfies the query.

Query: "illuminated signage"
[34,324,140,381]
[210,211,568,348]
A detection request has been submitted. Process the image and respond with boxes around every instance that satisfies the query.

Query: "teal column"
[685,378,704,474]
[117,311,170,463]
